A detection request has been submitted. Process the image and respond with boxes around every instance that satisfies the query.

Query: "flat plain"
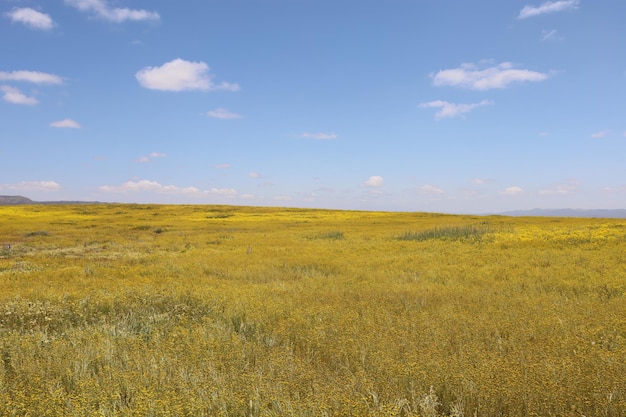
[1,204,625,416]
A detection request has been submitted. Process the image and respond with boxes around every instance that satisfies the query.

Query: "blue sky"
[1,0,625,213]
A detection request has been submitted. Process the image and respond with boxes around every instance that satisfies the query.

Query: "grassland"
[0,204,625,416]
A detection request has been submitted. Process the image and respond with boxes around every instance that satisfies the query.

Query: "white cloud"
[215,163,231,169]
[1,86,38,105]
[135,58,239,92]
[500,186,524,196]
[470,178,489,185]
[419,99,492,120]
[4,7,54,30]
[364,176,384,187]
[591,129,611,139]
[207,108,242,119]
[432,62,549,90]
[135,152,166,163]
[50,118,80,128]
[518,0,579,19]
[541,29,562,42]
[105,8,159,22]
[248,172,262,179]
[417,184,444,194]
[539,180,579,195]
[98,180,237,197]
[300,132,338,140]
[0,180,61,192]
[208,188,238,196]
[274,195,293,201]
[100,180,177,193]
[0,70,63,85]
[603,186,626,194]
[64,0,159,23]
[0,72,59,105]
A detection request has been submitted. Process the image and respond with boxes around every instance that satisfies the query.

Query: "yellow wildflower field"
[0,204,625,416]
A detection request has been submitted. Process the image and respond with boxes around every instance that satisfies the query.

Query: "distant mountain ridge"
[499,208,626,219]
[1,196,625,218]
[0,195,35,205]
[0,195,103,205]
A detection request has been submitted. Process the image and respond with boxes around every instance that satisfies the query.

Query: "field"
[1,204,625,417]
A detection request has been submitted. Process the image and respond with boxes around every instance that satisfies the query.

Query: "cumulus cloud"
[136,58,239,92]
[417,184,444,194]
[100,180,178,193]
[300,132,338,140]
[518,0,579,19]
[591,129,611,139]
[64,0,159,23]
[0,180,61,191]
[500,186,524,196]
[98,180,237,197]
[1,86,38,105]
[432,62,549,90]
[4,7,54,30]
[50,118,80,128]
[419,99,492,120]
[207,108,242,119]
[539,180,579,195]
[469,178,490,185]
[0,70,63,85]
[0,71,61,104]
[248,172,262,179]
[364,176,384,187]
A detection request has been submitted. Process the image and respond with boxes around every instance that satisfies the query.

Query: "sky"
[1,0,625,213]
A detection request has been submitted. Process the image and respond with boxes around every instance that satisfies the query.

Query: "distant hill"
[499,208,626,219]
[0,195,104,205]
[1,196,624,218]
[0,195,35,205]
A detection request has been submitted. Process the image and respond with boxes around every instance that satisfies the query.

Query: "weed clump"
[308,230,344,240]
[399,225,490,242]
[132,225,152,231]
[25,231,49,237]
[320,230,344,240]
[206,213,234,219]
